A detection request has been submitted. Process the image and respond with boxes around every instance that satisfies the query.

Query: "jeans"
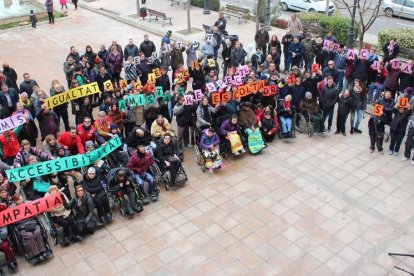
[283,52,290,71]
[213,46,220,60]
[343,78,351,91]
[350,109,363,130]
[323,106,335,130]
[389,131,406,153]
[134,172,155,195]
[368,83,384,101]
[337,71,345,92]
[279,116,292,133]
[304,57,314,72]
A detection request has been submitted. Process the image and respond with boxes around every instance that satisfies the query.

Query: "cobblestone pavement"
[0,1,413,275]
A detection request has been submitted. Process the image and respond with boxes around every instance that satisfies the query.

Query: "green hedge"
[378,28,414,58]
[297,12,357,44]
[191,0,220,12]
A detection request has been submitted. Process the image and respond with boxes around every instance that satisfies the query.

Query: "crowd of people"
[0,10,413,273]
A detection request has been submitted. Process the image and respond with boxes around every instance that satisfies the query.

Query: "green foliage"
[190,0,220,11]
[297,12,357,44]
[378,28,414,50]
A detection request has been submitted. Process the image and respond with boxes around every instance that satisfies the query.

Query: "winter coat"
[36,108,59,139]
[288,42,304,63]
[239,109,257,128]
[139,41,156,58]
[106,52,123,73]
[383,64,400,90]
[45,0,53,12]
[289,84,306,108]
[322,67,339,84]
[200,129,220,150]
[94,117,111,139]
[83,173,105,198]
[108,109,125,130]
[350,87,367,110]
[390,109,412,132]
[376,97,395,124]
[186,44,199,68]
[174,103,193,127]
[124,44,139,60]
[159,46,171,68]
[230,48,247,67]
[299,99,320,116]
[127,151,154,175]
[337,95,355,115]
[0,132,19,159]
[321,83,339,109]
[72,192,96,224]
[155,75,171,93]
[196,104,216,128]
[155,141,176,162]
[150,118,175,138]
[171,47,185,69]
[255,30,270,48]
[76,124,105,145]
[58,131,85,154]
[14,147,52,167]
[220,119,238,135]
[353,59,370,83]
[126,127,152,148]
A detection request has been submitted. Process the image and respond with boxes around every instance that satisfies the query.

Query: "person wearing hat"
[389,105,412,156]
[45,185,83,246]
[299,92,325,134]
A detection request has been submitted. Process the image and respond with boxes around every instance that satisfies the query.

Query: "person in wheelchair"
[0,226,17,272]
[239,102,265,154]
[11,193,52,264]
[299,92,325,135]
[20,155,59,200]
[107,168,143,216]
[126,127,155,156]
[257,105,278,142]
[127,144,158,203]
[0,187,17,272]
[151,115,183,160]
[82,167,113,224]
[84,141,112,174]
[13,139,53,168]
[44,185,83,247]
[200,128,225,173]
[220,114,246,155]
[277,94,294,138]
[155,134,182,186]
[71,185,97,237]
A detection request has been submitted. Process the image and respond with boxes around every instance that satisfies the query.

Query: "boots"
[350,127,354,134]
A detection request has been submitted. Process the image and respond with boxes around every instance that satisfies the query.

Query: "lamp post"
[203,0,211,14]
[347,0,358,49]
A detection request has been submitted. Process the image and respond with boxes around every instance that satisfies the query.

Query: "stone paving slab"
[0,2,413,276]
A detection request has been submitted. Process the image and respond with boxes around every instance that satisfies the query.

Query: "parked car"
[280,0,335,14]
[382,0,414,19]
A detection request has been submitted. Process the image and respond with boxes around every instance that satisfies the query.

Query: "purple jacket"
[200,129,220,150]
[220,119,237,135]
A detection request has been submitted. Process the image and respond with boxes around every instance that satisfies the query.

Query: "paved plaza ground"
[0,1,414,275]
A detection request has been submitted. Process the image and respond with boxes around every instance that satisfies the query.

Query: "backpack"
[125,107,136,124]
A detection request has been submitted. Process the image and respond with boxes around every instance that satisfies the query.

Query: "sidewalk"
[77,0,287,48]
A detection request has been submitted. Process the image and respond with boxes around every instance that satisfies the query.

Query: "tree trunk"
[358,33,364,51]
[136,0,140,14]
[256,0,262,31]
[187,0,191,32]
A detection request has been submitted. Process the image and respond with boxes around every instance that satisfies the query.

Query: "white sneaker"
[233,151,240,156]
[402,157,409,161]
[393,152,399,156]
[240,148,246,153]
[388,150,394,155]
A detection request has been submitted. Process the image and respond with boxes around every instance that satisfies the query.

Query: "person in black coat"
[82,167,112,224]
[0,84,19,118]
[334,89,355,136]
[389,107,412,155]
[155,67,171,93]
[155,134,181,185]
[71,185,97,236]
[302,71,323,101]
[2,63,19,92]
[190,63,206,91]
[95,66,112,94]
[139,35,156,58]
[126,127,153,152]
[382,38,400,65]
[17,116,38,146]
[222,41,232,77]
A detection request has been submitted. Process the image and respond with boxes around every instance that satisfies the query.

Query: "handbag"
[33,179,51,193]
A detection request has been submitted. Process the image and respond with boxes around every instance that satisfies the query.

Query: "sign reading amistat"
[6,135,122,182]
[45,82,100,109]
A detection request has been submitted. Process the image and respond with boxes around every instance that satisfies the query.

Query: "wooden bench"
[170,0,187,7]
[147,9,172,27]
[221,4,249,24]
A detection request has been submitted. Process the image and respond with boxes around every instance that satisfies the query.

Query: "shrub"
[191,0,220,12]
[378,28,414,58]
[297,12,357,44]
[271,18,288,29]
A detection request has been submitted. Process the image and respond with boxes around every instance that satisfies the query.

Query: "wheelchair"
[151,157,188,191]
[8,217,53,264]
[105,168,144,217]
[193,127,207,172]
[275,104,297,140]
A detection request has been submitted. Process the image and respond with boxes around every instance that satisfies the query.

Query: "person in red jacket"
[127,144,157,204]
[0,130,20,165]
[58,127,85,155]
[76,117,106,145]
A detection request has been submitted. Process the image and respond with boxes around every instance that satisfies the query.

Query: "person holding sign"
[11,193,52,264]
[388,105,412,156]
[368,61,386,101]
[171,42,186,77]
[160,42,172,70]
[189,63,206,91]
[230,41,247,68]
[382,37,400,65]
[383,61,401,99]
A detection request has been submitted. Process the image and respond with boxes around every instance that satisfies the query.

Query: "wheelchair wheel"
[162,171,172,191]
[294,113,307,133]
[193,145,201,165]
[150,163,162,188]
